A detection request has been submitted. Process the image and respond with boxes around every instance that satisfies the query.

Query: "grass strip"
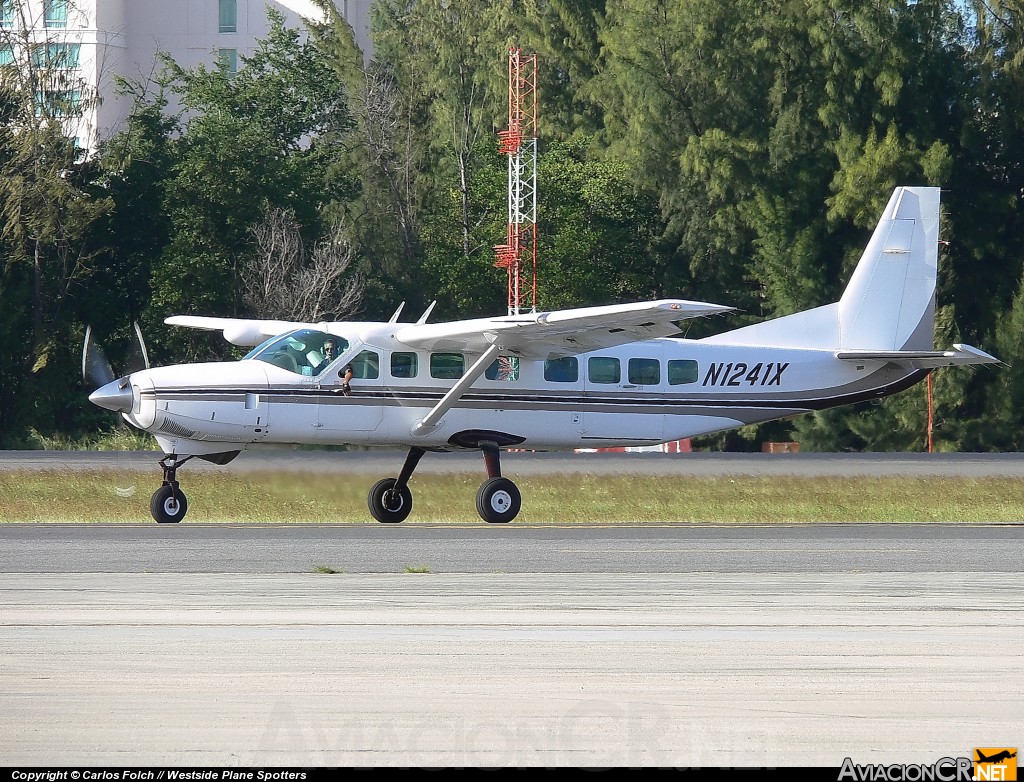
[1,469,1022,523]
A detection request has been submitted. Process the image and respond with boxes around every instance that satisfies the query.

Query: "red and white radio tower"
[494,47,538,316]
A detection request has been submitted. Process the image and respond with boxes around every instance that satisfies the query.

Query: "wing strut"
[411,344,501,437]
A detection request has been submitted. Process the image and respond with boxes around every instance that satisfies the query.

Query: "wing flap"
[395,299,732,357]
[835,344,1000,369]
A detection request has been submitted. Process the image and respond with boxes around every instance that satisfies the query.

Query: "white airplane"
[86,186,998,524]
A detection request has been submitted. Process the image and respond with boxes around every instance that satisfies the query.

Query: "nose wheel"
[150,454,193,523]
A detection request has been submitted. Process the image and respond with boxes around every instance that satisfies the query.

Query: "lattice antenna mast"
[494,48,538,316]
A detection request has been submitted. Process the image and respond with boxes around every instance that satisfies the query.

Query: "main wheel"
[368,477,413,523]
[150,485,188,524]
[476,477,521,524]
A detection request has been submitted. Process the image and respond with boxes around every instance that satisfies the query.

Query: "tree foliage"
[3,0,1024,453]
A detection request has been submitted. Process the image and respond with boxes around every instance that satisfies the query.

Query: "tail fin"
[838,186,940,351]
[705,186,939,350]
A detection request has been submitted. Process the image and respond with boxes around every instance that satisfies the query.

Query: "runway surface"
[0,522,1021,574]
[1,451,1022,767]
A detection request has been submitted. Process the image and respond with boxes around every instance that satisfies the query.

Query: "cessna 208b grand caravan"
[87,186,998,523]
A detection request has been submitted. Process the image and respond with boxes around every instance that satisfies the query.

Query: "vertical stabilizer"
[837,186,940,351]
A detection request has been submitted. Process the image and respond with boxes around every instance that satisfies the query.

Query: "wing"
[394,299,732,358]
[164,316,318,346]
[835,344,1000,369]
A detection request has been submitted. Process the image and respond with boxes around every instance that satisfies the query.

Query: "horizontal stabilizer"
[835,344,1000,369]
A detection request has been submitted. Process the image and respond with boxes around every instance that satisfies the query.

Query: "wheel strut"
[481,442,501,478]
[392,447,426,494]
[158,454,194,501]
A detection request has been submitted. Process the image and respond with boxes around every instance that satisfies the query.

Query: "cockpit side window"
[246,329,349,376]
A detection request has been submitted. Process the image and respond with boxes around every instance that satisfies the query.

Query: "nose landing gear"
[151,454,193,523]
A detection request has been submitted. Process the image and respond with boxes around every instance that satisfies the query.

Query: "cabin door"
[581,349,666,446]
[316,348,384,437]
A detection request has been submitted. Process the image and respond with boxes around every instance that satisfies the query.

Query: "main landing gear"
[150,454,192,523]
[367,444,522,524]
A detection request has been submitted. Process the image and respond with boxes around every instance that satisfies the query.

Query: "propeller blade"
[82,325,116,389]
[125,320,151,374]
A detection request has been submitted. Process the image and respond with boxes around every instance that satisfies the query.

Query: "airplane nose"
[89,378,134,412]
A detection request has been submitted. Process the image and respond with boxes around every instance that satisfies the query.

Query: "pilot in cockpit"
[316,338,338,373]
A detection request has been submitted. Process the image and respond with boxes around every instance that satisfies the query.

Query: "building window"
[219,0,237,33]
[32,43,80,69]
[44,0,67,28]
[35,89,80,117]
[390,352,418,379]
[217,48,237,73]
[543,357,578,383]
[588,357,620,384]
[430,353,464,380]
[628,358,660,386]
[0,45,13,66]
[1,1,14,29]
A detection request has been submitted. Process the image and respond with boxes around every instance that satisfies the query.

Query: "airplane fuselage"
[85,186,998,525]
[119,324,922,457]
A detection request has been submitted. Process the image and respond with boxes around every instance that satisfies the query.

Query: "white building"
[0,0,372,154]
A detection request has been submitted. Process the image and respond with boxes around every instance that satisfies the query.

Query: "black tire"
[150,485,188,524]
[368,478,412,523]
[475,477,521,524]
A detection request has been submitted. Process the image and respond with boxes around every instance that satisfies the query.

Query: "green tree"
[0,0,111,443]
[107,10,358,363]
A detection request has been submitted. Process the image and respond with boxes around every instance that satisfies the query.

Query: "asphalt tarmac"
[1,451,1022,767]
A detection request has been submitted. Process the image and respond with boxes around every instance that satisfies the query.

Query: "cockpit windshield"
[244,329,350,377]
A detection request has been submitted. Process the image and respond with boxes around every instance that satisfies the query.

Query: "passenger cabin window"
[544,357,578,382]
[668,359,699,385]
[628,358,660,385]
[430,352,464,379]
[351,350,380,379]
[391,352,418,379]
[588,357,620,384]
[485,356,520,381]
[244,329,349,377]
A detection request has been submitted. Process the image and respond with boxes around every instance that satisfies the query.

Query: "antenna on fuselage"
[416,301,437,325]
[388,302,406,323]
